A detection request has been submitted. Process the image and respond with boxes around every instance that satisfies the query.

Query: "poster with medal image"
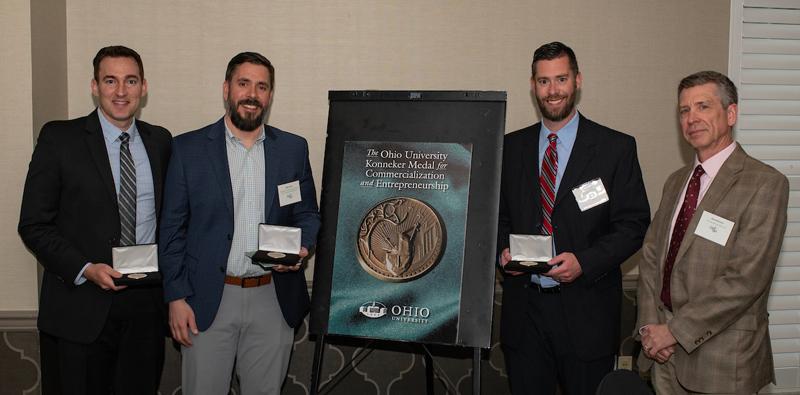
[327,141,471,344]
[311,91,505,348]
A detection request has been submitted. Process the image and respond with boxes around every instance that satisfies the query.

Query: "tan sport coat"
[636,144,788,393]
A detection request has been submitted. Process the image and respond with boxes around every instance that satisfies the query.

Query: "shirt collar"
[694,142,737,179]
[97,108,138,145]
[224,121,266,145]
[540,110,580,150]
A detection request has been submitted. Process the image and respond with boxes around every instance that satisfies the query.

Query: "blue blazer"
[159,118,320,330]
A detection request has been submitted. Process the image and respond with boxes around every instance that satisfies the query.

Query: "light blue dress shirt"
[533,112,579,287]
[224,123,268,277]
[98,110,157,244]
[75,110,155,284]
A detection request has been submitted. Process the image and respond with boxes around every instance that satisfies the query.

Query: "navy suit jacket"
[159,118,321,330]
[497,115,650,360]
[19,110,172,343]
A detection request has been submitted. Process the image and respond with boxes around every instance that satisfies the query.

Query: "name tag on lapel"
[572,178,609,212]
[278,180,301,207]
[694,211,734,246]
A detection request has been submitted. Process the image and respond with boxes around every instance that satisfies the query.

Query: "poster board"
[310,91,505,348]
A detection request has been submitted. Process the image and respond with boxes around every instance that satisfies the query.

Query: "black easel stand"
[309,334,482,395]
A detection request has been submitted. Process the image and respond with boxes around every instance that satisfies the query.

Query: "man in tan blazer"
[636,71,788,394]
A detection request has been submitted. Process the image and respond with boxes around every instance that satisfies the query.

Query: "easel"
[309,333,483,395]
[309,90,505,395]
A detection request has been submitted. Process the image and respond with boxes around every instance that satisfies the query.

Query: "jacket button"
[219,267,225,273]
[227,234,233,241]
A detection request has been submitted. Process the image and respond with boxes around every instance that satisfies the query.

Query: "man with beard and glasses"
[496,41,650,394]
[159,52,320,394]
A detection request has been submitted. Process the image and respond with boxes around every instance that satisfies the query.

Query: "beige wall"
[1,0,39,311]
[31,0,68,137]
[2,0,730,311]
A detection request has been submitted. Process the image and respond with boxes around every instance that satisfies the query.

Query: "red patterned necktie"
[660,165,705,310]
[540,133,558,235]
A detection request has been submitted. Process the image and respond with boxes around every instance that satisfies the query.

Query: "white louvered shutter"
[730,0,800,392]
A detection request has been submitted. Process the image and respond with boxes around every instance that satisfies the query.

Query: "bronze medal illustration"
[357,197,445,282]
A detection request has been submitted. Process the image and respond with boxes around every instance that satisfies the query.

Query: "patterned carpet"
[0,286,640,394]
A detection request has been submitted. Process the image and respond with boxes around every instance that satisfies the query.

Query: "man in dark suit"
[636,71,788,394]
[159,52,320,394]
[18,46,171,394]
[497,42,651,394]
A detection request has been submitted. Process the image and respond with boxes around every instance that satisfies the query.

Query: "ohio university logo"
[359,301,388,318]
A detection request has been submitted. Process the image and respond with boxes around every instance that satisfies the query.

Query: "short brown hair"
[678,71,738,108]
[93,46,144,82]
[532,41,579,77]
[225,52,275,88]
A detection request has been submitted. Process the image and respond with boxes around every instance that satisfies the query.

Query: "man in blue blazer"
[159,52,320,394]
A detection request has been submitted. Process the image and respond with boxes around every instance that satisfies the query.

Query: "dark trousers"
[503,287,614,395]
[40,290,165,395]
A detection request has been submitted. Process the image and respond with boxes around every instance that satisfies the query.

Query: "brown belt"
[224,273,272,288]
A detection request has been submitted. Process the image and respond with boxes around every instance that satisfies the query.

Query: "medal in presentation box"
[505,234,553,274]
[248,224,302,270]
[112,244,160,285]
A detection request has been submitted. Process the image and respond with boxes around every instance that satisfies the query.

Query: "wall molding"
[0,310,37,331]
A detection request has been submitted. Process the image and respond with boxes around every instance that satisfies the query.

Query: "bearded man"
[496,41,650,395]
[159,52,320,394]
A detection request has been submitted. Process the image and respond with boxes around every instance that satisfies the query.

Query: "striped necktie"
[540,133,558,235]
[118,132,137,246]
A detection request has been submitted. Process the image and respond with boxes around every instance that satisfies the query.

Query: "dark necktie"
[118,132,137,246]
[660,165,705,310]
[540,133,558,235]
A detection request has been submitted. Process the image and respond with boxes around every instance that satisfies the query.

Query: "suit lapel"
[206,118,234,217]
[520,126,541,228]
[84,111,118,207]
[138,122,163,213]
[673,145,746,265]
[656,165,694,271]
[554,115,596,208]
[263,126,278,221]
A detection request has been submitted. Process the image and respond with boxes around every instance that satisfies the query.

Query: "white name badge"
[694,211,734,246]
[278,180,301,207]
[572,178,609,212]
